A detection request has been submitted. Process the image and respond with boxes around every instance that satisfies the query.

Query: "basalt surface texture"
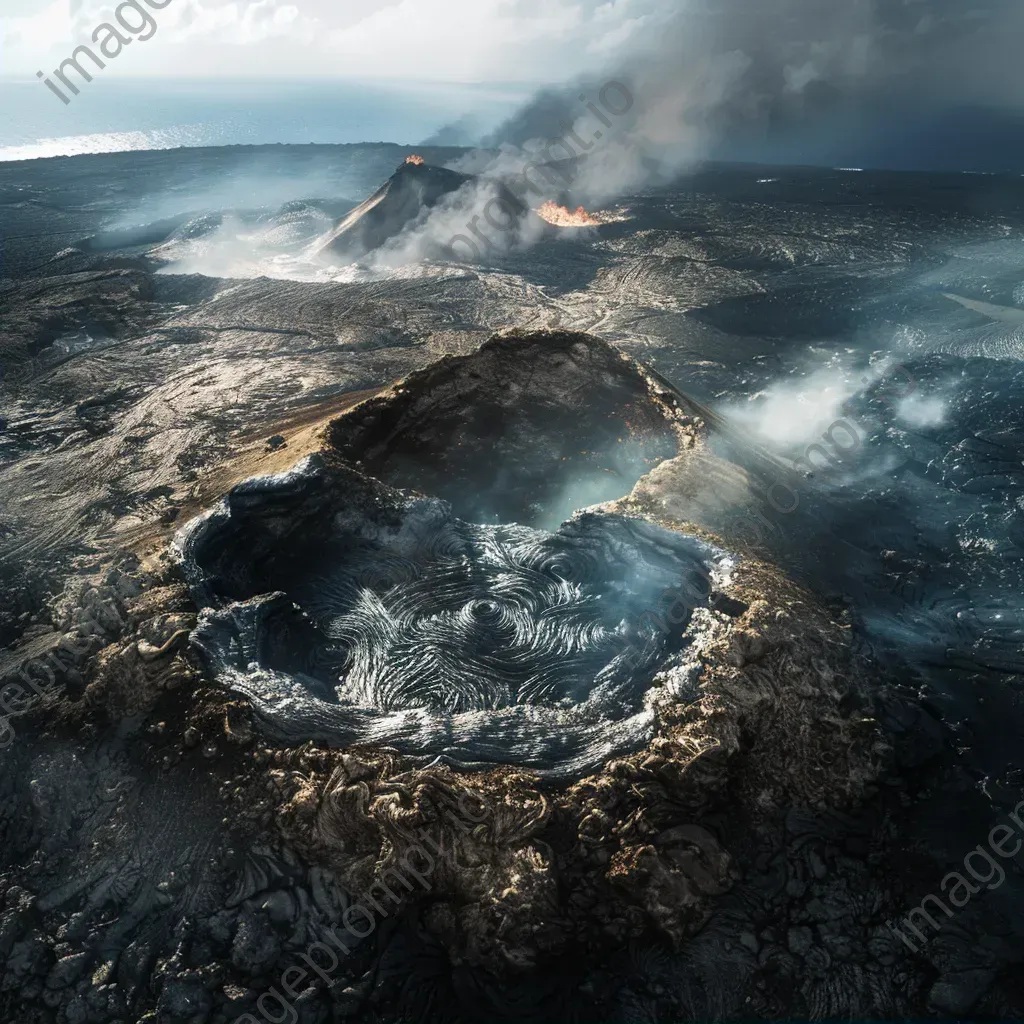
[3,150,1024,1022]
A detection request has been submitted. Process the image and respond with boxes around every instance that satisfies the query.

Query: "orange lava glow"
[535,201,601,227]
[405,154,425,165]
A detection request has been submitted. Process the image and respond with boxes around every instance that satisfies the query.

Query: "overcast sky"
[5,0,1024,171]
[0,0,657,81]
[479,0,1024,173]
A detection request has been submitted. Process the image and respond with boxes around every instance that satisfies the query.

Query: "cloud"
[318,0,648,82]
[0,1,74,66]
[159,0,314,45]
[1,0,312,74]
[7,0,1024,179]
[1,0,666,81]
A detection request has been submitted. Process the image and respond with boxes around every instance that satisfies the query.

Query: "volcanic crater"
[175,332,740,778]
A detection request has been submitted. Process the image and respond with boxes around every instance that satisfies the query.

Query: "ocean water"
[0,77,524,162]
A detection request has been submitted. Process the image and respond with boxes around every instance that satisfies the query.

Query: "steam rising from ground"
[897,393,948,429]
[151,205,345,281]
[717,358,949,488]
[722,362,874,448]
[370,177,549,267]
[106,162,358,233]
[150,171,610,278]
[151,183,549,279]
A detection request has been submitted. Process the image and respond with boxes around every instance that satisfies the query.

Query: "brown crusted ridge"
[266,554,888,974]
[52,538,889,983]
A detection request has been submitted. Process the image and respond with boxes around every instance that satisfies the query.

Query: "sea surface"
[0,77,524,163]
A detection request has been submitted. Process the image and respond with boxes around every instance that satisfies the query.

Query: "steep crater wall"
[328,330,683,528]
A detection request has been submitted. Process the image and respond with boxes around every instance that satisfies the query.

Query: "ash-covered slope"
[317,158,539,261]
[318,159,473,260]
[0,329,902,1024]
[330,330,681,525]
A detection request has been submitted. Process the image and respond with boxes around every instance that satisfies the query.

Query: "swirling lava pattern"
[296,518,705,715]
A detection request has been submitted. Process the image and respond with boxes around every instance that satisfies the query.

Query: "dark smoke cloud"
[473,0,1024,185]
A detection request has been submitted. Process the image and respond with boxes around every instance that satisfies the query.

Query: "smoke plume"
[437,0,1024,205]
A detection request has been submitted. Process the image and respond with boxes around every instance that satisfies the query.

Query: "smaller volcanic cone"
[318,158,474,261]
[536,201,601,227]
[319,157,536,263]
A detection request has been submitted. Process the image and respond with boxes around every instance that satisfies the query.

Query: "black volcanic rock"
[161,330,891,1019]
[175,331,721,779]
[6,148,1024,1024]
